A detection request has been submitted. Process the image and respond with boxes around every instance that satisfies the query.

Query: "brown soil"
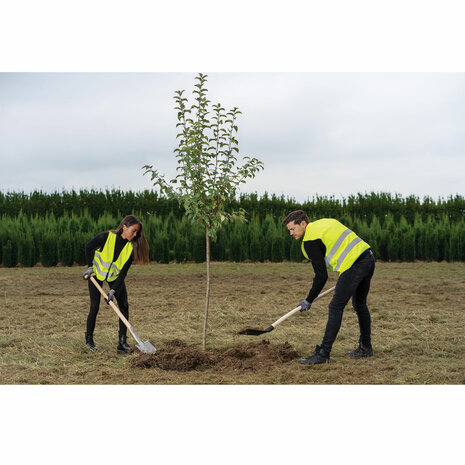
[237,326,268,335]
[130,338,300,371]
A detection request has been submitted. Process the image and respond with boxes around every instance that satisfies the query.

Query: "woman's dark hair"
[283,210,309,226]
[113,215,150,265]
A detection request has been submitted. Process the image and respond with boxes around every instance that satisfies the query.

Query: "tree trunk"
[202,226,211,350]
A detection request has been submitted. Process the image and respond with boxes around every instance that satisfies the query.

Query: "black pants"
[321,249,375,353]
[86,278,129,337]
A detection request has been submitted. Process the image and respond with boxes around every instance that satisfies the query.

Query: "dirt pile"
[130,339,300,372]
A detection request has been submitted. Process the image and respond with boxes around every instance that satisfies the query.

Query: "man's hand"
[82,267,93,280]
[298,299,311,312]
[105,289,116,304]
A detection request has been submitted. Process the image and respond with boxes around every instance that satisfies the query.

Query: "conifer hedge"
[2,189,465,224]
[0,210,464,267]
[1,190,464,266]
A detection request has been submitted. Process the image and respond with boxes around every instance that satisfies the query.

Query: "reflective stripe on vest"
[92,231,133,282]
[324,228,353,268]
[301,218,370,274]
[334,236,362,272]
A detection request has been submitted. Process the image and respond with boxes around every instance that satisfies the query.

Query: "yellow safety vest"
[92,231,133,282]
[301,219,370,274]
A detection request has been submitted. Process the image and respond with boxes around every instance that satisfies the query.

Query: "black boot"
[85,332,98,351]
[117,333,131,354]
[298,345,330,365]
[346,343,373,358]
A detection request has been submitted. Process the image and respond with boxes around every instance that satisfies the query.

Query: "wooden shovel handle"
[270,285,336,329]
[89,276,141,343]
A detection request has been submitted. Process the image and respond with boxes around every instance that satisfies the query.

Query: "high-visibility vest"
[92,231,133,282]
[301,219,370,274]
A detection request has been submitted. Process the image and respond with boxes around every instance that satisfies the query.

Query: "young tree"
[143,73,264,349]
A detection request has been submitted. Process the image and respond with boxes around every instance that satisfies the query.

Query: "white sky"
[1,2,465,203]
[1,71,464,202]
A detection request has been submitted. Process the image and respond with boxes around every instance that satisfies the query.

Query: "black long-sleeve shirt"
[303,239,328,303]
[85,231,133,291]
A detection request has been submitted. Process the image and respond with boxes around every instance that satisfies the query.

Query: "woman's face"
[121,223,141,241]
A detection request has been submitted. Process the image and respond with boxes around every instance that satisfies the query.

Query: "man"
[283,210,375,365]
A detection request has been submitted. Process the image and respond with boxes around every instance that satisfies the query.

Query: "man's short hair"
[283,210,309,226]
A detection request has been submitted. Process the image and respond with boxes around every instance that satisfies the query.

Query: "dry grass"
[1,261,464,384]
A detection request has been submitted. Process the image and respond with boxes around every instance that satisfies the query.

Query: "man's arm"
[304,239,328,303]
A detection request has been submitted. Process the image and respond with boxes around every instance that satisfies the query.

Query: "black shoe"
[346,343,373,358]
[85,333,98,352]
[117,334,131,354]
[298,345,330,365]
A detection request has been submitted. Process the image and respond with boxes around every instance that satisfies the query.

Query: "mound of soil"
[130,339,300,372]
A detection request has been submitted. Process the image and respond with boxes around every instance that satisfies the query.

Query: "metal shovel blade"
[136,340,157,354]
[237,325,274,336]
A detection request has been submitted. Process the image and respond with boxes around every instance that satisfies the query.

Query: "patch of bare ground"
[131,339,299,371]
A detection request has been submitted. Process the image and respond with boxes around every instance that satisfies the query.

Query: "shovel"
[238,285,336,336]
[89,276,156,354]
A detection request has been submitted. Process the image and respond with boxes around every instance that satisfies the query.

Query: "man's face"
[286,220,307,240]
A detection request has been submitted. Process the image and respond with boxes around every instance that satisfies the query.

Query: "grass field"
[1,261,464,384]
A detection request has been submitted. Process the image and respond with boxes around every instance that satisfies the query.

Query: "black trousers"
[321,249,375,353]
[86,278,129,337]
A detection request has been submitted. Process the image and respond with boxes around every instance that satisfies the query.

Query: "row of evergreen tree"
[1,211,465,268]
[2,189,465,225]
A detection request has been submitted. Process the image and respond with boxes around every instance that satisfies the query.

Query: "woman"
[82,215,150,353]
